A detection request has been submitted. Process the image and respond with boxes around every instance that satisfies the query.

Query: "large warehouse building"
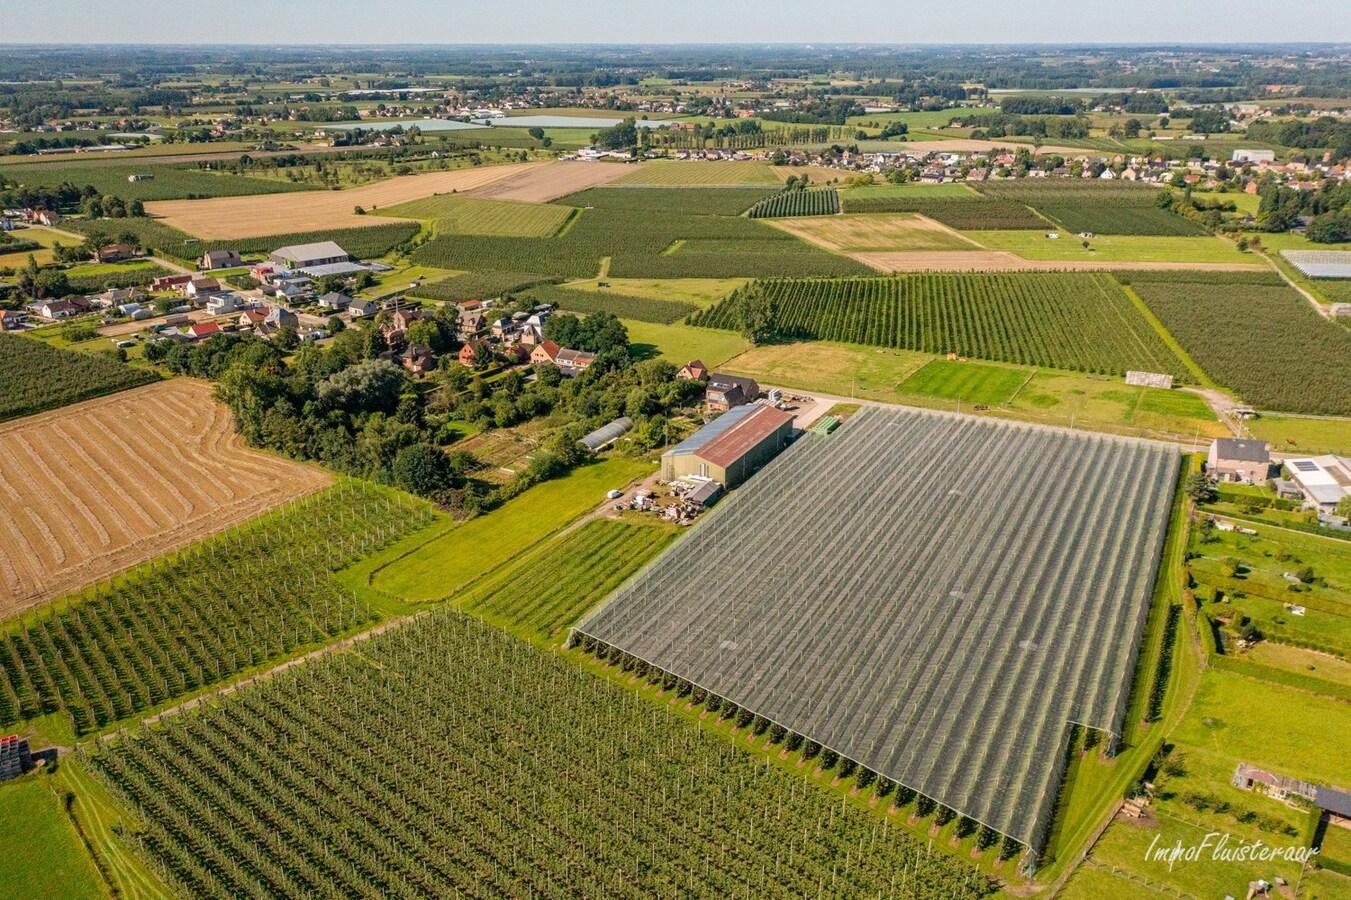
[661,403,793,488]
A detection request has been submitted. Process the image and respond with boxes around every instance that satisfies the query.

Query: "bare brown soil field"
[0,379,331,617]
[770,213,980,253]
[467,160,634,201]
[851,250,1269,273]
[144,163,539,238]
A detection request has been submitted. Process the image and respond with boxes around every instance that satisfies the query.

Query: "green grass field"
[0,162,305,201]
[372,458,654,602]
[458,519,678,645]
[1248,414,1351,455]
[898,359,1030,404]
[560,277,745,308]
[623,319,751,367]
[614,159,784,185]
[1172,669,1351,786]
[968,231,1254,264]
[838,182,977,199]
[377,193,574,237]
[0,775,104,900]
[721,341,933,402]
[1008,371,1227,440]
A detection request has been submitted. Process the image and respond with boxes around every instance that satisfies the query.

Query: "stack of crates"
[0,735,32,782]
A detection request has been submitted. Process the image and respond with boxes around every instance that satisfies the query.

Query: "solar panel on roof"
[1292,460,1320,472]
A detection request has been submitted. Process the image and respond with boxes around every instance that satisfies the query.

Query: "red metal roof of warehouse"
[696,404,793,469]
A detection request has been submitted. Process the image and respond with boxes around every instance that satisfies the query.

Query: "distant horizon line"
[3,40,1350,49]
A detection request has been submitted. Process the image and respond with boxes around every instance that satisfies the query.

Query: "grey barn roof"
[1316,786,1351,819]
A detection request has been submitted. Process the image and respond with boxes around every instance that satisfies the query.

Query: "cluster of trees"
[1185,108,1231,134]
[145,311,697,515]
[1247,116,1351,160]
[964,113,1091,140]
[0,180,145,220]
[759,98,864,126]
[1257,178,1351,240]
[1000,97,1086,116]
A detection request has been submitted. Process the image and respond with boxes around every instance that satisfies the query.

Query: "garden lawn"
[898,359,1030,404]
[967,231,1253,264]
[0,775,104,900]
[372,458,654,602]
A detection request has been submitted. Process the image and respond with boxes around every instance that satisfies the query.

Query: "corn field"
[84,610,996,899]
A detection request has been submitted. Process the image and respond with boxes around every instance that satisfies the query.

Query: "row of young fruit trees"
[0,481,434,735]
[85,613,999,899]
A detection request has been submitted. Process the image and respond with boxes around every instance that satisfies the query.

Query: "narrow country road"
[1262,252,1329,319]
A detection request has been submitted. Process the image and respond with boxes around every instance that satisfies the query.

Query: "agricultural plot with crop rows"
[0,380,332,616]
[0,332,157,421]
[413,270,558,303]
[412,205,869,279]
[577,407,1180,863]
[377,193,574,237]
[690,273,1189,378]
[556,186,777,216]
[973,181,1205,236]
[85,610,995,899]
[1131,273,1351,415]
[0,480,434,736]
[747,188,840,218]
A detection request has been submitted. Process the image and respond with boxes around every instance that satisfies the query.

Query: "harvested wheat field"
[0,379,331,617]
[852,250,1268,273]
[770,213,981,253]
[466,160,633,202]
[145,162,539,238]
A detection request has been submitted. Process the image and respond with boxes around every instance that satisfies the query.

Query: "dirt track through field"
[0,379,331,617]
[144,163,539,238]
[466,160,633,202]
[851,250,1270,273]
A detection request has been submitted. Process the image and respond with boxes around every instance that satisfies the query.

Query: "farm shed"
[580,417,634,451]
[579,407,1179,869]
[660,403,794,488]
[1285,455,1351,512]
[269,241,351,270]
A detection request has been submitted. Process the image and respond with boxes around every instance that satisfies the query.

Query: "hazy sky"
[5,1,1345,44]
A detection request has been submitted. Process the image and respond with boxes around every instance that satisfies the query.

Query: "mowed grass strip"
[458,519,678,644]
[0,776,105,900]
[378,193,574,237]
[899,359,1030,404]
[373,458,654,602]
